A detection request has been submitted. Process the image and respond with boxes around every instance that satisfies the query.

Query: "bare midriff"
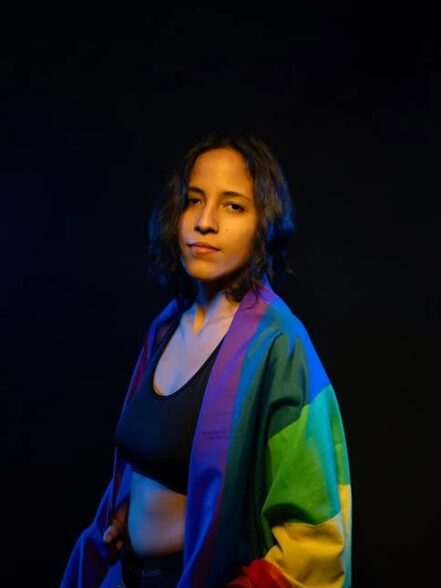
[128,472,187,555]
[126,305,237,556]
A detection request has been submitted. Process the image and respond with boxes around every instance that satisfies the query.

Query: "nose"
[194,202,218,233]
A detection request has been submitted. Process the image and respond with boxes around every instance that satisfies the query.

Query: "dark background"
[1,3,439,587]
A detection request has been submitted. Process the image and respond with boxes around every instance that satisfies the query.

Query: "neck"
[186,280,240,333]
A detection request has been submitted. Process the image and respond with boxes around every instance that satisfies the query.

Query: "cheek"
[178,215,187,240]
[242,225,259,259]
[178,222,187,255]
[241,219,259,245]
[180,212,194,236]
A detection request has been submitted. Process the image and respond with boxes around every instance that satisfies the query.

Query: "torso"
[153,314,229,397]
[127,311,235,556]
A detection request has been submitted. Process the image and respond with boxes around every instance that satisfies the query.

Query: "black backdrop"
[1,3,439,587]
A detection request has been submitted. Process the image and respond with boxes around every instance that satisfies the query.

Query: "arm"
[60,344,147,588]
[228,330,352,588]
[60,480,115,588]
[59,301,178,587]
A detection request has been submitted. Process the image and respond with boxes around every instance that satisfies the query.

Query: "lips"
[189,242,220,251]
[188,242,220,256]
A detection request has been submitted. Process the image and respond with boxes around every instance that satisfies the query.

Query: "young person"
[61,132,352,588]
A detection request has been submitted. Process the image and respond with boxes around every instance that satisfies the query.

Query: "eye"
[186,196,201,206]
[225,203,245,213]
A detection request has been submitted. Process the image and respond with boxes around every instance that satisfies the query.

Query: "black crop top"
[115,318,224,495]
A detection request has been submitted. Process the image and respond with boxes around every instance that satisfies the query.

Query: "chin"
[187,267,248,291]
[180,255,248,285]
[186,269,229,283]
[181,261,225,280]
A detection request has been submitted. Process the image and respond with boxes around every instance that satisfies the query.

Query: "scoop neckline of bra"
[150,321,226,399]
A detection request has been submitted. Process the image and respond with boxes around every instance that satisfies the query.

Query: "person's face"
[178,148,259,285]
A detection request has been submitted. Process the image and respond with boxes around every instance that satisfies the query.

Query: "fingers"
[103,523,123,544]
[102,526,114,544]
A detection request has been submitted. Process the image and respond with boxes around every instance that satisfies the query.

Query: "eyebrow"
[187,186,252,202]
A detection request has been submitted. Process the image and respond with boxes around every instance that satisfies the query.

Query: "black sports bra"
[115,318,224,494]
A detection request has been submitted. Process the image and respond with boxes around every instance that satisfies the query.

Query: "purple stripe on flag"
[181,281,277,587]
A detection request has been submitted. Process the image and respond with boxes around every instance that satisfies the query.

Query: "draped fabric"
[60,278,351,588]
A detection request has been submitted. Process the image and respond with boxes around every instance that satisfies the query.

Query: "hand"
[103,519,125,554]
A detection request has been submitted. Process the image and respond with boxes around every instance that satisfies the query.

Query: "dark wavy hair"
[147,131,295,305]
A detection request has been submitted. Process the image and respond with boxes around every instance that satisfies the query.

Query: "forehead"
[189,148,252,187]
